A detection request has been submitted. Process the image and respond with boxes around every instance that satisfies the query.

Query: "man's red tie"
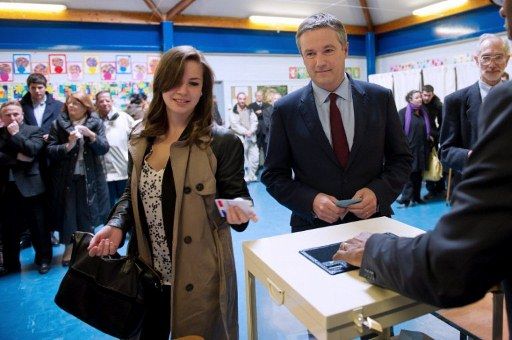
[329,92,349,168]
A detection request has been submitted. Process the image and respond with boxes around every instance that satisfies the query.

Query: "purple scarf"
[404,102,431,137]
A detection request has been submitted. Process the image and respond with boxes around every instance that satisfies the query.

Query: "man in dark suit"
[20,73,64,246]
[248,90,270,164]
[440,33,509,175]
[0,101,51,275]
[261,13,412,233]
[333,1,512,334]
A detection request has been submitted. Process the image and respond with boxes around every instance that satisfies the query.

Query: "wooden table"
[243,217,437,339]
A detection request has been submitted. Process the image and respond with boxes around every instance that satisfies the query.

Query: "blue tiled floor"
[0,182,458,339]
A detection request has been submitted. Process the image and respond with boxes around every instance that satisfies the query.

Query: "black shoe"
[61,260,70,267]
[39,262,51,274]
[396,199,410,207]
[0,265,7,277]
[423,192,435,200]
[413,199,426,204]
[20,238,31,250]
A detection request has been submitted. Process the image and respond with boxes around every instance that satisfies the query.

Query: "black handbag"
[54,231,162,338]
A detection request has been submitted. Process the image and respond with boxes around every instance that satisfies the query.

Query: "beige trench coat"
[127,131,240,339]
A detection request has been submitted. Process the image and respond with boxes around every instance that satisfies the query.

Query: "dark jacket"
[107,124,250,339]
[20,92,64,134]
[262,77,412,230]
[423,95,443,144]
[360,81,512,334]
[398,107,429,172]
[0,123,45,197]
[47,113,110,227]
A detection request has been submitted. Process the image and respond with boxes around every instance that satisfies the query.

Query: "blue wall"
[376,5,504,55]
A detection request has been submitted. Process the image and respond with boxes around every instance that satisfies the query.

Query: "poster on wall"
[0,85,8,102]
[132,62,147,81]
[256,85,288,103]
[147,56,160,74]
[84,56,100,74]
[58,84,77,99]
[49,54,67,74]
[32,62,49,75]
[13,54,31,74]
[0,62,13,82]
[67,62,84,81]
[100,62,116,81]
[346,67,361,79]
[116,55,132,74]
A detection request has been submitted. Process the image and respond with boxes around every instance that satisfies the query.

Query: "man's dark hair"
[129,92,147,105]
[422,85,434,93]
[26,73,47,87]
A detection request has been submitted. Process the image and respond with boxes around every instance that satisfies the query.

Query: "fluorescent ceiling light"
[0,2,67,12]
[413,0,467,16]
[249,15,303,27]
[435,26,475,36]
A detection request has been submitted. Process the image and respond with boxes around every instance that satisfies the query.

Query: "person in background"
[421,85,445,200]
[248,90,270,166]
[0,101,51,275]
[126,92,148,122]
[439,33,509,196]
[88,45,257,339]
[230,92,259,182]
[262,91,282,151]
[95,91,135,207]
[396,90,432,207]
[501,71,509,81]
[20,73,64,247]
[333,0,512,335]
[47,92,110,266]
[212,95,223,126]
[262,13,412,232]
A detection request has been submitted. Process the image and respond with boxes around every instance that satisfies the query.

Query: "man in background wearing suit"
[0,101,51,275]
[334,0,512,334]
[262,13,412,232]
[440,33,509,176]
[20,73,64,246]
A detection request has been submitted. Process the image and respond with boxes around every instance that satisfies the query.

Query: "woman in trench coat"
[88,46,257,339]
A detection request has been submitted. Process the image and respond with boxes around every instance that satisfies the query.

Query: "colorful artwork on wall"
[84,56,100,74]
[346,67,361,79]
[0,62,13,82]
[0,85,8,102]
[49,54,67,74]
[100,62,116,81]
[116,55,132,74]
[132,62,147,81]
[147,56,160,74]
[13,54,31,74]
[67,62,83,81]
[32,62,49,75]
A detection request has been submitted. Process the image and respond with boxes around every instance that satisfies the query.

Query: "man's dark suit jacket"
[360,81,512,333]
[439,82,481,173]
[20,92,64,134]
[261,77,412,231]
[0,123,45,197]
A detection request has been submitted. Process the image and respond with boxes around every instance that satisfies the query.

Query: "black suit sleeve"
[360,83,512,308]
[440,92,468,172]
[8,125,44,158]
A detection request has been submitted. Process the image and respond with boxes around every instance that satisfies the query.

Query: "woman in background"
[88,46,257,339]
[397,90,432,207]
[47,92,109,265]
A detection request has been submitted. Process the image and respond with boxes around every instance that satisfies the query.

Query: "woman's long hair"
[141,45,214,146]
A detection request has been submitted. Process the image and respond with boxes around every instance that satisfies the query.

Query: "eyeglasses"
[490,0,503,6]
[480,54,507,65]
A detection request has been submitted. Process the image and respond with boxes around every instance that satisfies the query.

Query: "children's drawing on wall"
[84,56,99,74]
[116,55,132,74]
[0,62,13,82]
[33,62,49,75]
[289,67,298,79]
[67,63,83,81]
[256,85,288,103]
[49,54,66,74]
[297,67,309,79]
[345,67,361,79]
[147,56,160,74]
[100,62,116,81]
[0,85,8,103]
[13,54,31,74]
[12,83,26,100]
[132,62,147,81]
[58,84,77,99]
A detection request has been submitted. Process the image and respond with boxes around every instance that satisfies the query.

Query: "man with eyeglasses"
[333,0,512,335]
[439,33,509,185]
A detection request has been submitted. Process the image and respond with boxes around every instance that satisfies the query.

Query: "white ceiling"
[8,0,448,26]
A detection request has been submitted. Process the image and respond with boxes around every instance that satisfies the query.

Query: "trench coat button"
[183,187,191,194]
[185,284,194,291]
[195,183,204,191]
[184,236,192,244]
